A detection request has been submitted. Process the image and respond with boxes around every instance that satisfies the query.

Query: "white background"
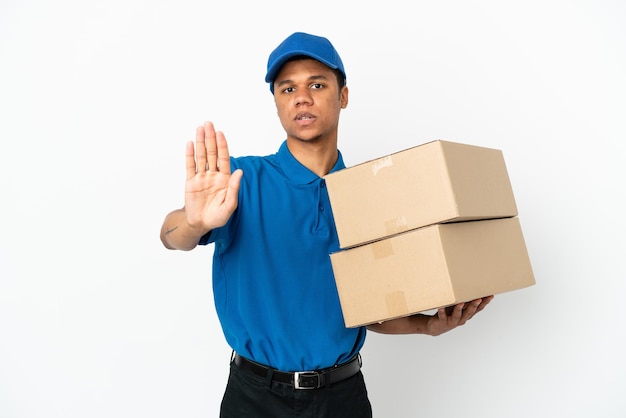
[1,1,625,417]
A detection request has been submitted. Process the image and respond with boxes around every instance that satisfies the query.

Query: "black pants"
[220,359,373,418]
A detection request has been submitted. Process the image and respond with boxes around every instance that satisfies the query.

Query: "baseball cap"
[265,32,346,93]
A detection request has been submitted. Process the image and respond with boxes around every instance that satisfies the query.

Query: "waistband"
[232,352,362,390]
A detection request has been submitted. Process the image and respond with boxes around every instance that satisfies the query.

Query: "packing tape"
[371,239,394,259]
[371,155,393,175]
[384,216,408,235]
[385,291,408,317]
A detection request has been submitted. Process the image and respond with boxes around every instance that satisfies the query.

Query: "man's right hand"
[160,121,243,250]
[184,121,243,233]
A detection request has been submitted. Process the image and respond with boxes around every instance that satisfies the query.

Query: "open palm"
[184,122,243,233]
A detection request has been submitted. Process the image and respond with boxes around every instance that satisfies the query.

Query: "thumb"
[229,169,243,191]
[222,169,242,211]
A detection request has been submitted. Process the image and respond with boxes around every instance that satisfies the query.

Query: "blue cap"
[265,32,346,93]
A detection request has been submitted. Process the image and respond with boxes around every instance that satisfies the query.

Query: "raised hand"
[160,122,242,251]
[184,121,243,233]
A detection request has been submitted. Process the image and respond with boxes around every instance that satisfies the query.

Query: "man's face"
[272,58,348,144]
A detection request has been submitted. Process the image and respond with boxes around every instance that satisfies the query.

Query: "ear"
[340,86,349,109]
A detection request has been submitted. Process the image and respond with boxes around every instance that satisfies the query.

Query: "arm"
[160,121,243,251]
[366,296,494,336]
[160,208,207,251]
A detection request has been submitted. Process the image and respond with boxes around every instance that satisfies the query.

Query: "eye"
[310,83,323,90]
[282,86,296,94]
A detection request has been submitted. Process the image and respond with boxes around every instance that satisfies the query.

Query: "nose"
[294,89,313,106]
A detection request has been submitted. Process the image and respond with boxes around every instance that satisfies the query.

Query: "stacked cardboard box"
[324,140,535,328]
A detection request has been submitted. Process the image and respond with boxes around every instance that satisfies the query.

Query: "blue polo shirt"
[199,140,366,372]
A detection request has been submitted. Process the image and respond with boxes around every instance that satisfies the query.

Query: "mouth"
[295,112,315,121]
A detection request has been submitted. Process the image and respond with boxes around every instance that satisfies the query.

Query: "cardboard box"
[324,140,518,249]
[330,217,535,328]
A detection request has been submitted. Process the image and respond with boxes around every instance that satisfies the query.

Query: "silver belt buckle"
[293,371,320,389]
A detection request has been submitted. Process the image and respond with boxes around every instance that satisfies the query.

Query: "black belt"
[232,353,362,390]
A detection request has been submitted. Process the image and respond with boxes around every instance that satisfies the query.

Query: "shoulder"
[230,151,280,172]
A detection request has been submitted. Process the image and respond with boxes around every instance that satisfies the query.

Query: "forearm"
[160,208,208,251]
[366,314,433,335]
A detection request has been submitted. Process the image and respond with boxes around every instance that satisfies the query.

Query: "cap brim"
[265,51,340,84]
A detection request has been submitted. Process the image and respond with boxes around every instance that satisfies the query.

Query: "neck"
[286,137,339,177]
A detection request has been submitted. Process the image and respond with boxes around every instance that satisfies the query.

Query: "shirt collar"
[277,140,346,185]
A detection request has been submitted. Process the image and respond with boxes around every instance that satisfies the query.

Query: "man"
[160,32,493,417]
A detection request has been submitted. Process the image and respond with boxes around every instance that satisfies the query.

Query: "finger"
[450,303,465,323]
[223,169,243,211]
[215,130,232,173]
[195,124,208,173]
[437,307,447,320]
[185,141,197,180]
[230,167,243,185]
[204,121,218,171]
[461,298,484,322]
[474,295,494,314]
